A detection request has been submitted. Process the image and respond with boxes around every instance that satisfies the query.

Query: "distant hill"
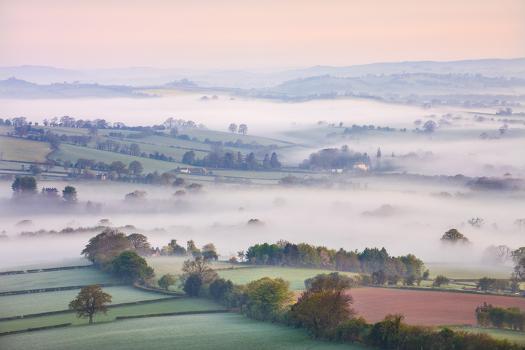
[0,77,150,98]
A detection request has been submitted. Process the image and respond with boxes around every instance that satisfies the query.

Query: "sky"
[0,0,524,69]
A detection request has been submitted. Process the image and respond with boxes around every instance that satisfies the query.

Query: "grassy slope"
[0,286,173,318]
[426,263,513,279]
[0,313,364,350]
[0,268,117,293]
[0,136,51,162]
[218,266,358,291]
[0,297,222,333]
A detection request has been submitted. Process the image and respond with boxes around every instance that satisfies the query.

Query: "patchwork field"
[0,136,51,162]
[0,286,173,318]
[350,287,525,326]
[0,298,223,333]
[0,313,365,350]
[0,268,117,293]
[218,266,359,290]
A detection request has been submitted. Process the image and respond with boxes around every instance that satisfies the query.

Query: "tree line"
[182,150,281,170]
[300,145,371,170]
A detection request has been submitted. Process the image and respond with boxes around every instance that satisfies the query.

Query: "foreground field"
[0,267,117,293]
[0,285,175,318]
[218,266,359,290]
[0,313,364,350]
[351,287,525,326]
[0,298,223,333]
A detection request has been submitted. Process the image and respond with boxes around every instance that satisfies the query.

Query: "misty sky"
[1,0,524,69]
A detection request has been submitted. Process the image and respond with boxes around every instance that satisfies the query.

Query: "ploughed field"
[0,313,366,350]
[351,287,525,326]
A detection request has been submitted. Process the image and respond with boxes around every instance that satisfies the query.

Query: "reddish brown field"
[351,287,525,326]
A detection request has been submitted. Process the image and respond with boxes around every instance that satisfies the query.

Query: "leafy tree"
[183,273,202,296]
[270,152,281,168]
[128,160,143,176]
[209,278,234,301]
[422,120,437,133]
[109,161,127,177]
[11,176,37,196]
[158,273,177,290]
[166,239,187,256]
[69,285,112,324]
[244,277,293,321]
[368,314,404,349]
[186,240,201,258]
[441,228,469,243]
[433,275,450,287]
[228,123,237,133]
[127,233,152,256]
[82,229,133,265]
[182,151,196,165]
[110,251,154,283]
[181,256,218,284]
[238,124,248,135]
[291,273,355,337]
[202,243,218,261]
[62,185,77,203]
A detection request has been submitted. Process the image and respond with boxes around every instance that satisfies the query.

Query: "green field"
[450,326,525,345]
[0,268,117,293]
[218,266,359,290]
[0,286,174,318]
[0,136,51,162]
[426,262,513,279]
[0,313,364,350]
[0,298,223,333]
[0,258,92,272]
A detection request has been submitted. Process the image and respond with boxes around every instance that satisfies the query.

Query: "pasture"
[0,267,117,293]
[0,136,51,162]
[0,297,223,333]
[450,326,525,345]
[0,313,365,350]
[425,262,513,279]
[350,287,525,326]
[218,266,359,290]
[0,286,173,318]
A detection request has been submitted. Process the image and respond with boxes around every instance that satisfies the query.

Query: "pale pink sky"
[0,0,524,69]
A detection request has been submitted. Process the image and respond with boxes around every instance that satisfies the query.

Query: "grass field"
[0,286,174,318]
[0,136,51,162]
[218,266,358,290]
[0,313,364,350]
[0,298,223,333]
[450,326,525,345]
[0,258,92,272]
[0,268,117,293]
[50,143,182,173]
[426,262,513,279]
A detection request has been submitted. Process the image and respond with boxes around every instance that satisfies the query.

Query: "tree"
[291,273,355,337]
[69,285,112,324]
[11,176,37,196]
[182,151,196,165]
[441,228,469,243]
[110,251,154,283]
[109,161,127,177]
[82,229,133,266]
[270,152,281,169]
[181,256,218,284]
[127,233,152,256]
[202,243,218,261]
[433,275,450,287]
[186,240,201,258]
[228,123,238,133]
[238,124,248,135]
[62,185,77,203]
[209,278,234,301]
[158,273,177,290]
[128,161,143,176]
[422,120,437,133]
[244,277,293,320]
[183,273,203,296]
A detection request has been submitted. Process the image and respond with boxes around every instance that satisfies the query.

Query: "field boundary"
[0,283,125,296]
[0,265,93,276]
[115,309,229,320]
[0,323,72,337]
[0,296,181,322]
[363,285,525,298]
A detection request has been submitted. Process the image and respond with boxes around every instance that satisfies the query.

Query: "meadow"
[0,313,366,350]
[0,267,117,293]
[0,298,224,333]
[450,326,525,345]
[0,136,51,163]
[0,286,173,318]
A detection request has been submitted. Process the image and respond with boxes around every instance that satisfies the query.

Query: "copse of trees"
[11,177,79,205]
[441,228,469,243]
[110,251,154,284]
[11,176,37,196]
[300,145,371,170]
[182,150,281,170]
[243,242,425,286]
